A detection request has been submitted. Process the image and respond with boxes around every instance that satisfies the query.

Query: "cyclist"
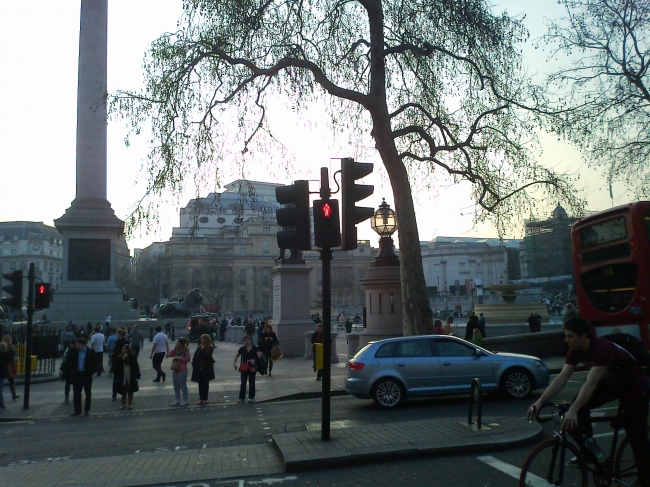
[527,317,649,487]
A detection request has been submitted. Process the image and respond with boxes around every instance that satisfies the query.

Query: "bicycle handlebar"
[530,402,570,424]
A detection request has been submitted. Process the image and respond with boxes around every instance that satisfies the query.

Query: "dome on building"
[552,205,568,219]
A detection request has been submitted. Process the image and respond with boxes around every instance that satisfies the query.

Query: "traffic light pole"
[320,246,332,441]
[319,167,332,441]
[23,263,35,409]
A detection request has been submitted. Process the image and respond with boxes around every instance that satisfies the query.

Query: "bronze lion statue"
[158,288,204,318]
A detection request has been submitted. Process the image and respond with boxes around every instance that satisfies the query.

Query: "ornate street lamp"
[370,198,399,266]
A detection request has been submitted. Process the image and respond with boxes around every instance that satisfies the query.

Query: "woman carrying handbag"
[233,335,262,403]
[191,334,215,405]
[168,337,191,406]
[113,344,141,410]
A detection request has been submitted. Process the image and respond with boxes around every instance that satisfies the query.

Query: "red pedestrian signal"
[313,199,341,248]
[34,282,51,310]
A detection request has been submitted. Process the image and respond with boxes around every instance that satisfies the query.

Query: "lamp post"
[370,199,399,266]
[437,276,440,297]
[444,281,448,310]
[470,279,474,312]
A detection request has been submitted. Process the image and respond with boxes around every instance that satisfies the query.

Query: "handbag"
[170,358,180,371]
[271,345,283,362]
[239,362,250,372]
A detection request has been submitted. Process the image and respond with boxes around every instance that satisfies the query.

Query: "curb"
[275,418,542,472]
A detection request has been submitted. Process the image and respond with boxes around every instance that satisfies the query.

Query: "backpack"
[602,333,650,367]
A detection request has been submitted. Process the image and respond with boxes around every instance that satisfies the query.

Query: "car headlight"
[534,360,547,369]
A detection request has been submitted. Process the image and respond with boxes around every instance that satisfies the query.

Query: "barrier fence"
[0,324,59,377]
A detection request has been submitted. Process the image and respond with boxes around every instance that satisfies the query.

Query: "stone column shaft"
[76,0,108,201]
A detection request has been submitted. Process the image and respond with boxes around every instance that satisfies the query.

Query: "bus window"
[580,263,637,313]
[579,217,627,249]
[645,208,650,241]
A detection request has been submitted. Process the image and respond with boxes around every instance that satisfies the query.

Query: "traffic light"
[275,180,311,251]
[313,199,341,248]
[34,282,51,310]
[341,157,374,250]
[1,270,23,310]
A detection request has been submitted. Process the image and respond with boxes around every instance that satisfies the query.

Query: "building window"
[34,262,40,270]
[262,294,269,310]
[0,249,3,256]
[11,249,17,256]
[240,247,246,256]
[195,246,201,256]
[262,269,270,286]
[10,262,16,270]
[193,268,202,288]
[239,269,246,286]
[240,294,247,309]
[262,239,269,254]
[262,227,270,234]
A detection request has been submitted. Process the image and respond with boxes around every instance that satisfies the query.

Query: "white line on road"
[477,455,550,487]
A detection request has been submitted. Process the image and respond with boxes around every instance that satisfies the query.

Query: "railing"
[0,324,59,377]
[467,378,483,430]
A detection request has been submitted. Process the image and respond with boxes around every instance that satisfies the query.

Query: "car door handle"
[442,362,452,366]
[396,363,406,367]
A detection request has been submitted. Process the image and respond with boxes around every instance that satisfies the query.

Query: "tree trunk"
[372,120,433,335]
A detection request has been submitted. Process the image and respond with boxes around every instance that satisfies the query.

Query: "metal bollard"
[467,378,483,429]
[171,325,175,340]
[149,325,154,342]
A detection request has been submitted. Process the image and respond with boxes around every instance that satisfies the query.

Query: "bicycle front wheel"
[519,437,588,487]
[614,436,637,483]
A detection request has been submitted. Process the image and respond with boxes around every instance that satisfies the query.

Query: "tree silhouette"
[114,0,581,334]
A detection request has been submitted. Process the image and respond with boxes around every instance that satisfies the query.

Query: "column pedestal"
[359,264,403,349]
[270,260,314,357]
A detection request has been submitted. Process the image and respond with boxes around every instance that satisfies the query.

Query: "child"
[472,327,484,347]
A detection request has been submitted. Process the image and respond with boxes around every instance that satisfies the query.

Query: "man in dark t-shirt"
[528,317,649,487]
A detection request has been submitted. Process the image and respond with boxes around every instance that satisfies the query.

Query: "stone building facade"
[154,180,374,315]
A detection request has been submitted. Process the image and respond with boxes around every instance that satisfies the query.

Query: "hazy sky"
[0,1,632,252]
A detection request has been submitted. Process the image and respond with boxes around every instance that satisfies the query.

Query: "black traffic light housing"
[34,282,51,310]
[341,158,374,250]
[313,199,341,248]
[1,270,23,310]
[275,180,311,251]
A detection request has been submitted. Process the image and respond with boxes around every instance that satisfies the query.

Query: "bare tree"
[542,0,650,196]
[203,266,235,310]
[114,0,581,335]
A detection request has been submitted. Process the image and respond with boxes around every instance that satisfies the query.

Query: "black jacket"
[113,354,141,393]
[191,346,215,383]
[66,347,98,382]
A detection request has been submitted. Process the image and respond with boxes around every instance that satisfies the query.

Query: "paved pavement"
[0,337,564,487]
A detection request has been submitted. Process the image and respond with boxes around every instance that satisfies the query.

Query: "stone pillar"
[270,260,313,357]
[47,0,132,322]
[359,236,403,348]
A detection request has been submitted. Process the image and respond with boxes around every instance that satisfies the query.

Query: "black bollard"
[149,325,154,342]
[171,325,175,340]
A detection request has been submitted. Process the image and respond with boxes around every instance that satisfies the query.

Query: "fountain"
[474,283,549,325]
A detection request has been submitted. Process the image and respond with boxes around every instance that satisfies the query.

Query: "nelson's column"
[48,0,132,322]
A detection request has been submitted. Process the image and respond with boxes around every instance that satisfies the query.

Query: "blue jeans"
[172,370,188,402]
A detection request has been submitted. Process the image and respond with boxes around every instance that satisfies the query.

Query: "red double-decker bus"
[571,201,650,348]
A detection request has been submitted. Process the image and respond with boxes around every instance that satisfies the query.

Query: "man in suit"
[66,338,98,416]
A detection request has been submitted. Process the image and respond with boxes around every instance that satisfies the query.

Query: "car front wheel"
[372,378,405,409]
[501,368,534,399]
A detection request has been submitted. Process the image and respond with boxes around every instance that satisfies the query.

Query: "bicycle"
[519,402,637,487]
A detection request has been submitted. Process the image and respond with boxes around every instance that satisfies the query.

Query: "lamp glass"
[371,199,397,237]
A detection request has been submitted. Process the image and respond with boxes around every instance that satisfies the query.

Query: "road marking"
[477,455,546,486]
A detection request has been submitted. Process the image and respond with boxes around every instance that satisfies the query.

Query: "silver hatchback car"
[345,335,550,408]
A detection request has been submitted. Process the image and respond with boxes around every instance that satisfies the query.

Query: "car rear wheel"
[501,368,534,399]
[372,378,405,409]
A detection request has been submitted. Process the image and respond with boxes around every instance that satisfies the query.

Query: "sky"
[0,1,636,253]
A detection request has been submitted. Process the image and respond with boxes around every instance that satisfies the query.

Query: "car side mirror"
[474,348,484,356]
